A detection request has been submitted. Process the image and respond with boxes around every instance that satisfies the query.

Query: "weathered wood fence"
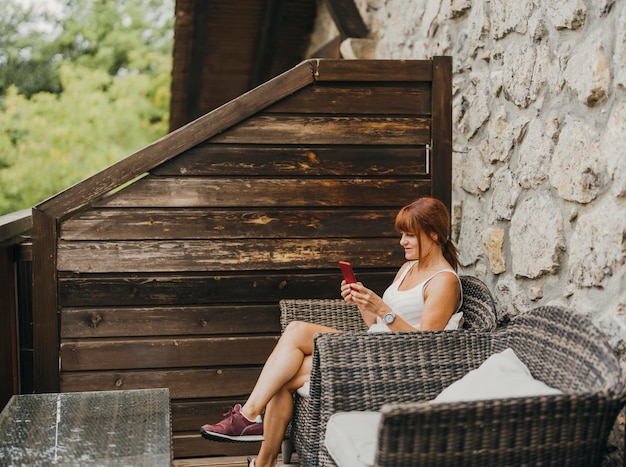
[5,58,452,459]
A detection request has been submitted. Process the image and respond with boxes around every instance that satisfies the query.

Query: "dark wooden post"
[31,208,60,393]
[0,246,19,407]
[430,56,453,214]
[0,209,32,406]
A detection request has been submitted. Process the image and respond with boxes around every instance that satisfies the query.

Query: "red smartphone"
[339,261,357,284]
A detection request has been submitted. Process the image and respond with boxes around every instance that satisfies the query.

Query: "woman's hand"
[346,282,389,317]
[342,281,389,316]
[340,280,359,303]
[341,279,417,330]
[341,280,379,327]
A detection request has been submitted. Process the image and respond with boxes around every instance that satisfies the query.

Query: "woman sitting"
[200,196,463,467]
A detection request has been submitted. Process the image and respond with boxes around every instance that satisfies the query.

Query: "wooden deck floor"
[173,455,298,466]
[172,457,250,467]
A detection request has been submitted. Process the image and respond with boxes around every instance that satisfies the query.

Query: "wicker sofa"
[315,306,626,466]
[279,275,498,465]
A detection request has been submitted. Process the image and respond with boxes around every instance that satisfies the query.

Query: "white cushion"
[433,347,562,403]
[324,411,381,467]
[296,381,310,398]
[444,311,464,330]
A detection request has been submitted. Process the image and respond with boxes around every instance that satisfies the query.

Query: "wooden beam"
[312,59,433,82]
[169,0,194,132]
[58,271,398,307]
[430,56,453,213]
[0,209,32,248]
[60,336,278,371]
[31,208,60,393]
[185,0,211,124]
[250,0,286,88]
[56,237,416,274]
[211,115,429,145]
[325,0,368,38]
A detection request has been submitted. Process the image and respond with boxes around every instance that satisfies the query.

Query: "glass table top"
[0,388,171,466]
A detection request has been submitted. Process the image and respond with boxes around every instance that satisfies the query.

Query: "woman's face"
[399,230,435,260]
[399,231,419,260]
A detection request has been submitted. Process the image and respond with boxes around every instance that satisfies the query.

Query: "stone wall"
[310,0,626,461]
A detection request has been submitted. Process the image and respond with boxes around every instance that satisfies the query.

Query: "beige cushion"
[324,411,381,467]
[433,347,562,403]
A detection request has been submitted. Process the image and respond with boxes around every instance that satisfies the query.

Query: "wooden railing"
[0,209,33,409]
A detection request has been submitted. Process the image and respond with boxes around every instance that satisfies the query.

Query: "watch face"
[384,313,395,324]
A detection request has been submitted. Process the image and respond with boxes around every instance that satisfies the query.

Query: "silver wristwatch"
[383,311,396,324]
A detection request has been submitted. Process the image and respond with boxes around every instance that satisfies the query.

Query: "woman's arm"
[345,282,417,331]
[342,285,421,331]
[419,272,461,330]
[340,262,415,329]
[341,267,460,332]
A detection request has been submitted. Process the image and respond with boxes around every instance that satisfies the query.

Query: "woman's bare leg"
[254,387,294,466]
[254,389,293,467]
[200,321,338,447]
[254,354,312,467]
[240,321,338,420]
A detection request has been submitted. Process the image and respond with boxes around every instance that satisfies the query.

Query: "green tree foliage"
[0,3,63,97]
[0,0,174,215]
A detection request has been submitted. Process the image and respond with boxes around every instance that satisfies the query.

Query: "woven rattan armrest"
[375,393,624,466]
[279,299,366,332]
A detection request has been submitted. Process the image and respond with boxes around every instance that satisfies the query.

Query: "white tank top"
[368,261,463,333]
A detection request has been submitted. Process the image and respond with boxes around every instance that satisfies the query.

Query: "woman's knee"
[280,321,319,355]
[283,320,313,339]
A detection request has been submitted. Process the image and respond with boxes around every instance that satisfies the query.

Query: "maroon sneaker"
[200,404,264,442]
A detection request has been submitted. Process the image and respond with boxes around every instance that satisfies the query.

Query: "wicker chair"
[315,306,626,466]
[279,275,498,465]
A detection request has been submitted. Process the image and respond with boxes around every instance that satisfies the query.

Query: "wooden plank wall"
[54,60,448,458]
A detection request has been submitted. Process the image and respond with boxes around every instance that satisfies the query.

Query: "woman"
[200,197,463,467]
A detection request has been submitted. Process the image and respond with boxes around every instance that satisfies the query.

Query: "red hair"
[394,197,460,270]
